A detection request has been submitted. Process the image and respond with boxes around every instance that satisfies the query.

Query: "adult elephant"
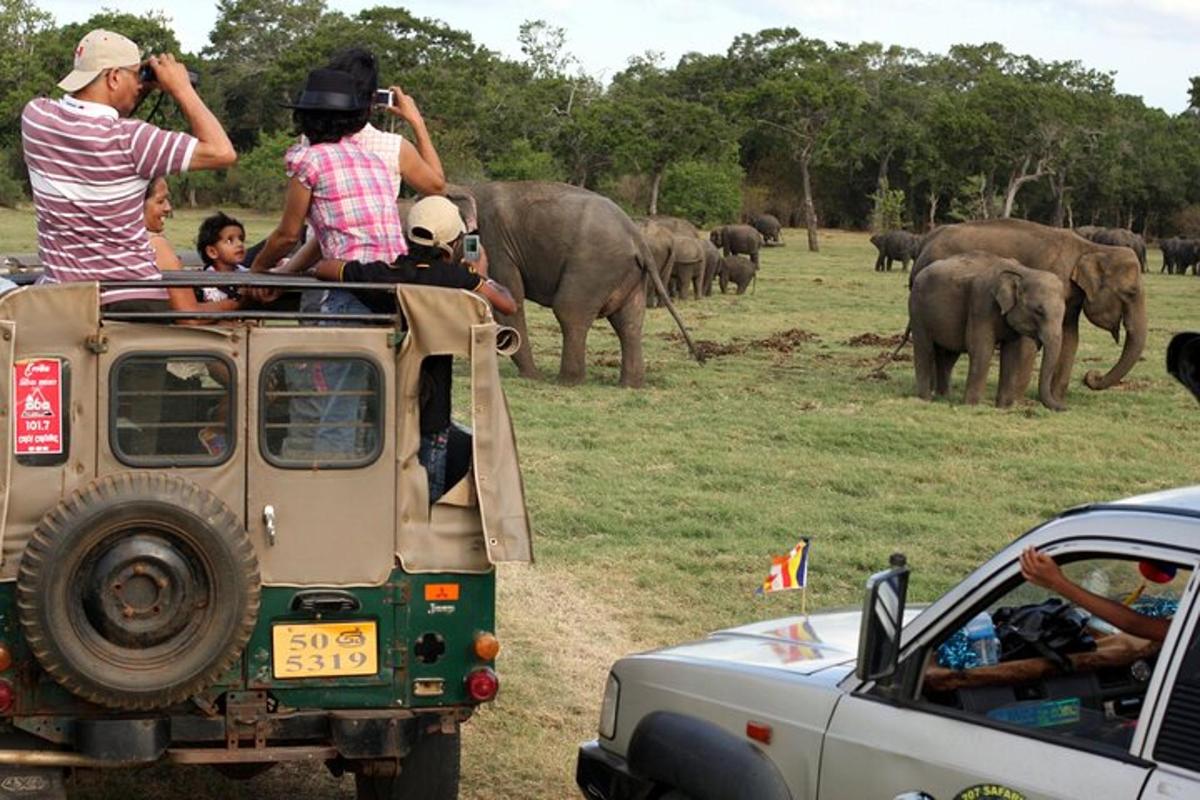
[638,220,677,308]
[710,224,763,266]
[648,215,701,239]
[751,213,783,245]
[668,235,706,300]
[913,218,1146,401]
[448,182,701,387]
[1078,227,1147,273]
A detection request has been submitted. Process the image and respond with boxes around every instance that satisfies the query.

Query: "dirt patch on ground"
[846,332,906,347]
[1110,378,1155,392]
[662,328,820,359]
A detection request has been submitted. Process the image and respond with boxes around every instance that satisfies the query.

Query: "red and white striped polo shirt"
[21,96,197,304]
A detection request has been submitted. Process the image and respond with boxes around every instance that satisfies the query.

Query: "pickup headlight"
[598,672,620,739]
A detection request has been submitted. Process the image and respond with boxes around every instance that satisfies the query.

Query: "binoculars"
[137,63,200,86]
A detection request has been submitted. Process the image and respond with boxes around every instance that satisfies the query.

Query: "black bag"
[992,598,1096,671]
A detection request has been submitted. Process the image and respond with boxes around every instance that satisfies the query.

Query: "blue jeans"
[419,428,450,503]
[281,291,376,461]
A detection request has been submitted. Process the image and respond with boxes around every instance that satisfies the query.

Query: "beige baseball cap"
[58,30,141,93]
[407,196,467,256]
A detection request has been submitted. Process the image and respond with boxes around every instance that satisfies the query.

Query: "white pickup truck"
[577,485,1200,800]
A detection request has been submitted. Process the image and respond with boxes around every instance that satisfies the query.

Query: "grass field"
[3,209,1200,798]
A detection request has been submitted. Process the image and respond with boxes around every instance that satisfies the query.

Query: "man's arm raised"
[150,54,236,171]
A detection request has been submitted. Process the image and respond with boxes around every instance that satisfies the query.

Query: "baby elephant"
[718,255,757,294]
[909,252,1066,411]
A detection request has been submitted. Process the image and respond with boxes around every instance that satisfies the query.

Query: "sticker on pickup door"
[955,785,1027,800]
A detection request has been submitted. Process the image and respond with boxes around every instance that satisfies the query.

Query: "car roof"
[1057,484,1200,525]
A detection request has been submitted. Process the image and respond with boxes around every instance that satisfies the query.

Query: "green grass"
[3,210,1198,798]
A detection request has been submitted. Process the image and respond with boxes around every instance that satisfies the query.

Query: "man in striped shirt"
[21,29,236,309]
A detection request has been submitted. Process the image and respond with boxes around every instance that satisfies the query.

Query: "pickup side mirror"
[856,553,910,684]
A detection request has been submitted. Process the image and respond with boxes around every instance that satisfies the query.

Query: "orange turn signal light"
[473,632,501,661]
[0,645,13,672]
[746,721,772,745]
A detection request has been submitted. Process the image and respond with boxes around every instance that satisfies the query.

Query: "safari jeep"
[0,274,531,799]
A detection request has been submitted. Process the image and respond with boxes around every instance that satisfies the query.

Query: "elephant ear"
[992,271,1021,315]
[1071,253,1105,302]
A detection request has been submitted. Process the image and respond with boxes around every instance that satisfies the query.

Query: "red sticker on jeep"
[14,358,62,455]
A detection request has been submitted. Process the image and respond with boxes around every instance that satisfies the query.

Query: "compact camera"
[373,89,395,107]
[463,234,481,263]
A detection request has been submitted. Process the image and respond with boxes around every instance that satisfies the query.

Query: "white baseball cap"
[407,196,467,257]
[58,30,141,93]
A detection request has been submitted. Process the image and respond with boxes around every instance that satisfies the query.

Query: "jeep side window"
[919,556,1189,755]
[260,356,383,468]
[110,354,235,465]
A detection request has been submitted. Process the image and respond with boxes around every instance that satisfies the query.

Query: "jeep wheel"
[17,473,260,710]
[354,730,460,800]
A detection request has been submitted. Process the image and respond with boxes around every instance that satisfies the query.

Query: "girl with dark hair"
[248,68,405,305]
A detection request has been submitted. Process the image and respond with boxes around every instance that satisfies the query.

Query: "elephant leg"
[719,272,729,294]
[997,337,1036,406]
[934,348,959,398]
[885,256,894,271]
[901,257,911,272]
[499,303,542,380]
[874,253,885,271]
[751,250,760,268]
[554,307,592,386]
[911,326,935,400]
[606,292,646,389]
[1050,306,1082,401]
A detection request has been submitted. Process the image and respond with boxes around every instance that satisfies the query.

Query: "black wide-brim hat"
[282,68,366,111]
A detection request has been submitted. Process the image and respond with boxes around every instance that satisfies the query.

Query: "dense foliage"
[4,0,1200,243]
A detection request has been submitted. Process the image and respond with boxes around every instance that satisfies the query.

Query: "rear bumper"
[576,740,653,800]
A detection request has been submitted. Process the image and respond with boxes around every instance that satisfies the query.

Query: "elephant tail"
[639,244,705,365]
[864,325,911,380]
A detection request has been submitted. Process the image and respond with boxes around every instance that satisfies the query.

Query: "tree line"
[1,0,1199,249]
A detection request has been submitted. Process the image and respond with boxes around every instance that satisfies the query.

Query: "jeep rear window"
[110,354,235,466]
[260,357,383,469]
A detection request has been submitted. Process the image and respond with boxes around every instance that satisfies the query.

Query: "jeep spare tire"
[18,473,260,710]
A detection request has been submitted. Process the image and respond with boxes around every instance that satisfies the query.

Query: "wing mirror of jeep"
[856,553,910,684]
[1167,332,1200,403]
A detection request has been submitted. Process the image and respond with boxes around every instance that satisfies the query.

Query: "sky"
[37,0,1199,113]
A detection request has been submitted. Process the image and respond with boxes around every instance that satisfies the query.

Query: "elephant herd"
[907,219,1146,411]
[429,180,1149,410]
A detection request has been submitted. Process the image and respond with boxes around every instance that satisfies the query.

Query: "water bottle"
[964,611,1000,667]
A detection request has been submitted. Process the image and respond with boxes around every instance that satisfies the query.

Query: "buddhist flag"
[757,538,810,595]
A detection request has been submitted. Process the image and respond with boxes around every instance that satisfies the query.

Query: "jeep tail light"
[0,680,15,714]
[473,632,500,661]
[466,668,499,702]
[0,644,12,672]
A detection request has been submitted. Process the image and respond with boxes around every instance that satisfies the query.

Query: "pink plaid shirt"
[285,140,407,263]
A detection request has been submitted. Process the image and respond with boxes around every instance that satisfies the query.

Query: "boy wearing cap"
[21,29,236,310]
[315,196,516,502]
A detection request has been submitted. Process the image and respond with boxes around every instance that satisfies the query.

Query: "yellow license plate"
[272,621,378,679]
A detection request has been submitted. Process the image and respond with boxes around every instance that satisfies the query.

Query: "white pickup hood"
[654,608,924,677]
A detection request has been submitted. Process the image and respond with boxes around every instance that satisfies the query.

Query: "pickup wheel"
[354,730,460,800]
[17,473,260,710]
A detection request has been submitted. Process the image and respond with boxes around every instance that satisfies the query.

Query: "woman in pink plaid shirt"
[249,67,403,319]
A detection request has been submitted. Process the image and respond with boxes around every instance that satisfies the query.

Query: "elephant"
[751,213,783,245]
[710,224,763,267]
[913,218,1147,403]
[638,220,678,307]
[445,182,701,387]
[909,252,1066,411]
[718,255,757,294]
[648,215,701,239]
[1076,227,1147,273]
[667,235,707,300]
[870,230,922,271]
[1161,237,1200,275]
[700,240,721,297]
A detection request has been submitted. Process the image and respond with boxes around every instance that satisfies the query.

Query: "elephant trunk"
[1083,292,1147,390]
[1037,328,1064,411]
